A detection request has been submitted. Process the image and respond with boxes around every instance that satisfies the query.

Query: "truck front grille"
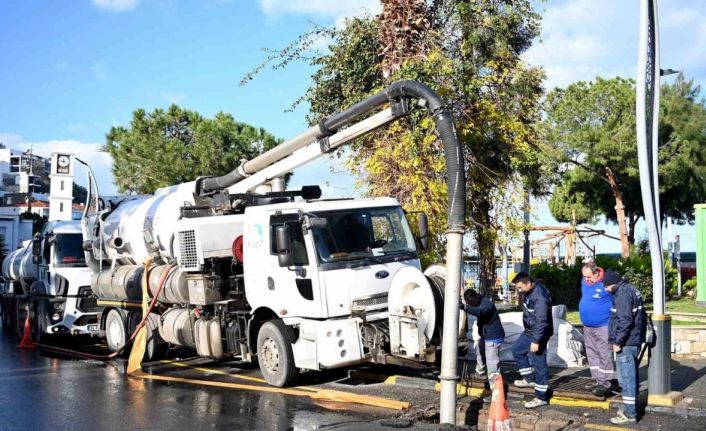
[352,293,387,308]
[77,296,98,313]
[178,230,199,270]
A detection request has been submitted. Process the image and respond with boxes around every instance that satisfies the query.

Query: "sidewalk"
[346,357,706,429]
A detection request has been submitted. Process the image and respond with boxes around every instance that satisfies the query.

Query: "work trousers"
[513,332,549,401]
[616,345,640,418]
[475,339,502,386]
[583,325,615,387]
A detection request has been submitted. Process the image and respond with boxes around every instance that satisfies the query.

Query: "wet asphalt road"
[0,331,431,431]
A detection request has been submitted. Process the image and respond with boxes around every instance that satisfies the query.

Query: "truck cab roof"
[249,196,402,214]
[43,220,82,235]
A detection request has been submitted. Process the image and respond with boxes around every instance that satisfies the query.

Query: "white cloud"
[526,0,706,90]
[0,133,117,196]
[160,92,186,105]
[259,0,380,23]
[92,0,139,12]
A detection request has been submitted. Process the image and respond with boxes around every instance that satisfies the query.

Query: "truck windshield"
[311,206,417,268]
[54,234,86,267]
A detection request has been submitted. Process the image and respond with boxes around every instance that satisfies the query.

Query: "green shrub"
[531,251,674,308]
[621,266,654,303]
[683,278,697,297]
[531,261,583,308]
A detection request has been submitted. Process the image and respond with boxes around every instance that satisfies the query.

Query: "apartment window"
[60,202,64,212]
[60,180,64,191]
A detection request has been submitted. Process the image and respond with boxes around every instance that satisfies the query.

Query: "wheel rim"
[261,337,280,374]
[108,318,124,349]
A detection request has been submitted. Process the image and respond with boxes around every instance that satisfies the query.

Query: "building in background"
[0,144,80,253]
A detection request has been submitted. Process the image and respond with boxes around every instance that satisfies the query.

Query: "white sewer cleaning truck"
[83,80,467,386]
[1,153,100,340]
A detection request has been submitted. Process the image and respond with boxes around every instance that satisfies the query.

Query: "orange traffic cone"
[487,373,512,431]
[17,315,36,349]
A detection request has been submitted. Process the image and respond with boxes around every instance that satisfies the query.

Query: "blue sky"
[0,0,704,253]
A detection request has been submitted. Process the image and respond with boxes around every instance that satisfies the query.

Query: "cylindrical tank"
[148,265,189,304]
[100,182,198,264]
[159,307,195,347]
[2,245,38,284]
[92,264,191,305]
[92,265,144,300]
[194,317,225,359]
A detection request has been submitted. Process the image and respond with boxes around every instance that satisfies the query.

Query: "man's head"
[602,270,622,293]
[463,289,481,307]
[512,272,534,293]
[581,261,600,283]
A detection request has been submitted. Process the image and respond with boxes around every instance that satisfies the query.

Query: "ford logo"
[375,270,389,279]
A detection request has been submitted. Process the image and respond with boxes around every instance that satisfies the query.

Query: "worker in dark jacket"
[462,289,505,387]
[604,270,646,425]
[511,272,554,409]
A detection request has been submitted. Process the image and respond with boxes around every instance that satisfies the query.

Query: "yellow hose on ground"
[127,257,153,375]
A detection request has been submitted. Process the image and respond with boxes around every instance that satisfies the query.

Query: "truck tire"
[1,298,9,332]
[105,309,128,353]
[256,320,299,387]
[31,300,47,343]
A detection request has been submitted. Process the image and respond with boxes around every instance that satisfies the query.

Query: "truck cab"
[244,198,421,319]
[35,221,99,336]
[242,197,433,373]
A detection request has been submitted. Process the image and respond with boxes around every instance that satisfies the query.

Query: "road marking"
[156,360,272,385]
[584,423,633,431]
[129,369,410,410]
[549,396,611,410]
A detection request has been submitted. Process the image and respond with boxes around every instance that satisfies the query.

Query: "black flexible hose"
[323,80,465,231]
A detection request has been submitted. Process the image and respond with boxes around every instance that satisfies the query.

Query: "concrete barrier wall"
[672,327,706,358]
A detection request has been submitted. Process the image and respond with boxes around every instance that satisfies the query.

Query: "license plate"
[87,324,98,332]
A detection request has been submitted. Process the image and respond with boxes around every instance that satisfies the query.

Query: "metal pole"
[675,235,682,297]
[667,217,674,266]
[523,192,530,273]
[439,231,464,424]
[637,0,676,402]
[502,239,509,302]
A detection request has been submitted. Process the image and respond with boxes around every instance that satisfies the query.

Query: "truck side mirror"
[275,225,293,267]
[32,236,42,257]
[417,213,429,251]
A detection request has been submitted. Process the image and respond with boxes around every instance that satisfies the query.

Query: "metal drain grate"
[459,362,609,401]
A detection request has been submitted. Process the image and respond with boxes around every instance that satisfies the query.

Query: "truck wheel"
[256,320,299,387]
[105,309,127,353]
[144,313,168,361]
[1,299,9,331]
[31,300,48,343]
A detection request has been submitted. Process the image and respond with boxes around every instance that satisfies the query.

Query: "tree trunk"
[476,227,497,298]
[605,167,630,258]
[472,197,497,298]
[627,213,639,245]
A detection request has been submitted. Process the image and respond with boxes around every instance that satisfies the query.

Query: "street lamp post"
[636,0,682,406]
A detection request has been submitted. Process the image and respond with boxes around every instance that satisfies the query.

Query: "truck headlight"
[51,313,62,322]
